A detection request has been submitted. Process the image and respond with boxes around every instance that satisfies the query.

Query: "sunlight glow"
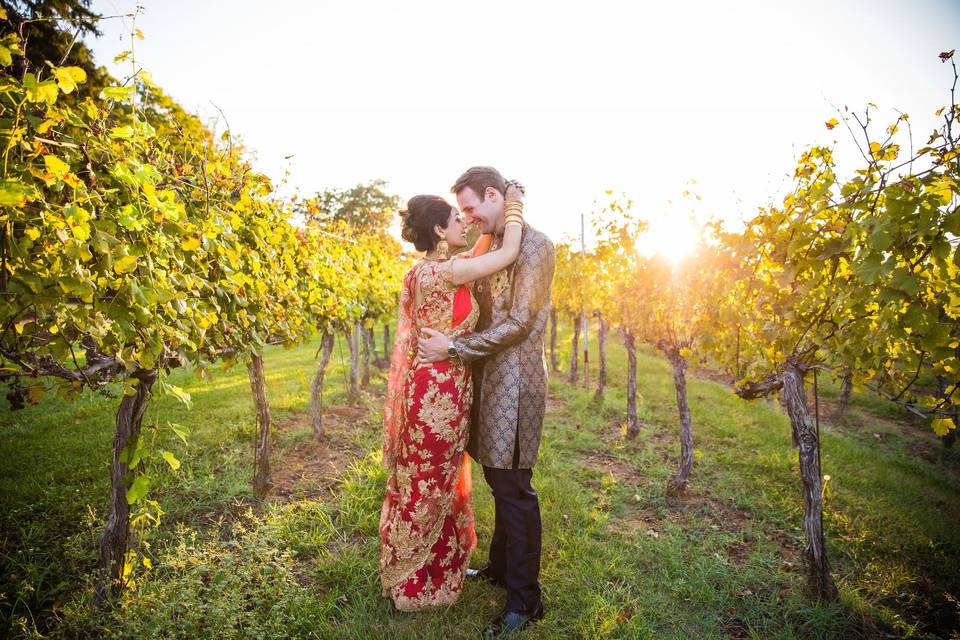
[635,212,702,263]
[87,0,960,245]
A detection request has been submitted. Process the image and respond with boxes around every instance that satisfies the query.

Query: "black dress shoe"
[482,602,544,637]
[466,565,506,587]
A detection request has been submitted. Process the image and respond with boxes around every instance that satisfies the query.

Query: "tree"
[625,244,727,496]
[299,179,400,233]
[587,194,639,403]
[586,197,647,436]
[0,31,317,599]
[710,55,959,599]
[1,1,111,97]
[552,242,585,384]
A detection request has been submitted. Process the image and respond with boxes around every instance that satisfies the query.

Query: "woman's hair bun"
[400,195,453,252]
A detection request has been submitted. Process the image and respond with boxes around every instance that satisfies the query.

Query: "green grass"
[2,324,959,639]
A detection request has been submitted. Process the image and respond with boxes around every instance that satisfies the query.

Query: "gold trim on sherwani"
[450,223,556,469]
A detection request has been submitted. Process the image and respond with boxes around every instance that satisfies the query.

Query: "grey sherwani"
[450,223,556,469]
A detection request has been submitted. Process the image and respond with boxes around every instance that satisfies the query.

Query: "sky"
[85,0,960,255]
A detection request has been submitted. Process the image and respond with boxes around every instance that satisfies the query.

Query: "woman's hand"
[505,180,525,201]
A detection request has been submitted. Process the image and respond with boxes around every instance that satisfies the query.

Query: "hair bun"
[400,195,453,252]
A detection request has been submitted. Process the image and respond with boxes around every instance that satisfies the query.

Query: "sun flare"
[634,212,701,263]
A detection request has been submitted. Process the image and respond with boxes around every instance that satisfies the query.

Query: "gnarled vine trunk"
[367,324,386,369]
[781,362,838,601]
[310,331,335,439]
[383,324,391,367]
[360,323,372,387]
[836,370,853,417]
[568,314,581,384]
[347,322,361,404]
[248,353,272,498]
[549,306,558,372]
[623,330,641,438]
[94,368,157,605]
[594,312,608,402]
[666,352,693,496]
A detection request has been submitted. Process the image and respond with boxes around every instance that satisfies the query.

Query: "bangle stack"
[504,199,524,227]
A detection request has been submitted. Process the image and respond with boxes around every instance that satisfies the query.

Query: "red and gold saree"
[379,257,479,611]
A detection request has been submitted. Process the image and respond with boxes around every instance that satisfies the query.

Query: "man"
[418,166,555,636]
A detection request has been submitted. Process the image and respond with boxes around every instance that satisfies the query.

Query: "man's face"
[455,186,502,235]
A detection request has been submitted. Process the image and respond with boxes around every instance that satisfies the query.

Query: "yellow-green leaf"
[23,73,58,105]
[160,450,181,471]
[931,418,956,437]
[126,475,149,504]
[169,422,190,445]
[54,66,87,93]
[99,85,135,101]
[109,125,135,140]
[869,141,900,162]
[64,205,91,241]
[0,179,31,206]
[28,384,45,404]
[114,255,139,274]
[44,155,70,178]
[180,236,201,251]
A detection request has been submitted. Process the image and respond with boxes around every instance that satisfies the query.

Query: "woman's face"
[440,206,468,249]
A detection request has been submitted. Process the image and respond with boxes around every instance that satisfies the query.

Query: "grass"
[1,323,959,639]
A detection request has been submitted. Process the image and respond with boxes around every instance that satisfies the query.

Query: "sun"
[634,211,701,263]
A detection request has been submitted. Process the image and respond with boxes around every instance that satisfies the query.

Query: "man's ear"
[484,186,500,202]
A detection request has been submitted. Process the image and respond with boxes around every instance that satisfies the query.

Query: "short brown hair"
[451,166,506,200]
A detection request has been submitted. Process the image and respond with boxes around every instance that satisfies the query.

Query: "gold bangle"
[505,213,524,222]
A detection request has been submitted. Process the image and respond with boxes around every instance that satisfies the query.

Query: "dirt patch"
[270,408,368,502]
[620,507,664,533]
[324,405,367,420]
[545,390,564,413]
[580,449,648,487]
[765,528,803,567]
[599,420,634,446]
[666,488,752,530]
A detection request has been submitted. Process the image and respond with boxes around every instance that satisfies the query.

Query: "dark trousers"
[481,464,542,613]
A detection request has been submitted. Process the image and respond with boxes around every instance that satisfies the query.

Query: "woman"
[379,185,525,611]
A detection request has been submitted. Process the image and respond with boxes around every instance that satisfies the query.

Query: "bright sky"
[86,0,960,257]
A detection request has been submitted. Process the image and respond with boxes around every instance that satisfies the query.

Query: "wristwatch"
[447,342,461,365]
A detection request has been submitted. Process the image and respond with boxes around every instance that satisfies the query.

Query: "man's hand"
[417,328,451,364]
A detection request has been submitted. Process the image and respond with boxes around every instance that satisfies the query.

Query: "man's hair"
[451,166,506,200]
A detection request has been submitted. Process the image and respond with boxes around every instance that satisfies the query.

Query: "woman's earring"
[436,239,449,260]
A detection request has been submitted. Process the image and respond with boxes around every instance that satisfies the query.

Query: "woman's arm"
[448,184,524,286]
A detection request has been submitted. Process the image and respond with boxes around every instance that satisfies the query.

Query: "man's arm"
[451,234,555,365]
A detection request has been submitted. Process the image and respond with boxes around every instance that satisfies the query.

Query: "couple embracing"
[378,166,556,636]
